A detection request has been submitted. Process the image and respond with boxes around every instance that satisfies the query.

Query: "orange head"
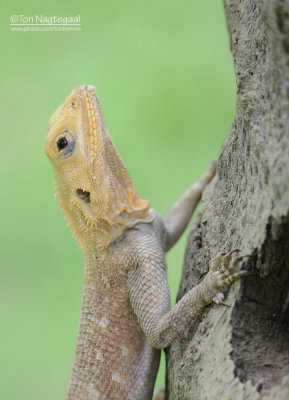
[46,85,150,249]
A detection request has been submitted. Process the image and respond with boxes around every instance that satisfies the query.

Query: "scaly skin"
[46,86,248,399]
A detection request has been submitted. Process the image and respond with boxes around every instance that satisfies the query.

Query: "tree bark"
[166,1,289,399]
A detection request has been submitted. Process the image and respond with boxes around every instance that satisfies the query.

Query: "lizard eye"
[54,131,75,157]
[57,137,68,150]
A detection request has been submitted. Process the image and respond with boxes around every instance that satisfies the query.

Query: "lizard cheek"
[76,189,91,203]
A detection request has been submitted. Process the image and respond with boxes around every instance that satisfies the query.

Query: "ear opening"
[76,189,91,203]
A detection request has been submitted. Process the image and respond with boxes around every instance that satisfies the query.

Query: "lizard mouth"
[76,188,91,203]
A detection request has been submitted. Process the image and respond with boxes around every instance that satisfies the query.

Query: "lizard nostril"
[76,189,91,203]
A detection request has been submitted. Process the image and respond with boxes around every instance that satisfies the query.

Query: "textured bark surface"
[166,1,289,399]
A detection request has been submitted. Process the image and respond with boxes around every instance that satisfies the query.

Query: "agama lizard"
[46,85,249,400]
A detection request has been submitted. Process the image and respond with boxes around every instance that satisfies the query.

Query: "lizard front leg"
[165,159,217,251]
[128,241,249,349]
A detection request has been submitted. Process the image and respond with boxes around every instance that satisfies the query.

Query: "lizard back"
[66,226,162,400]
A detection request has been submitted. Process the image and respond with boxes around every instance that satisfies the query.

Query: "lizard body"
[46,86,248,399]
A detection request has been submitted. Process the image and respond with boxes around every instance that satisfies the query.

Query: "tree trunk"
[166,1,289,399]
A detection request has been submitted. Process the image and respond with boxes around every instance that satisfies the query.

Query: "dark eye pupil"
[57,137,68,150]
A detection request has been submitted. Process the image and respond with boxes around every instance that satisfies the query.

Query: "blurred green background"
[1,1,235,399]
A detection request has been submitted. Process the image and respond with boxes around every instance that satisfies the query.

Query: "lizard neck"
[83,247,114,286]
[56,180,155,250]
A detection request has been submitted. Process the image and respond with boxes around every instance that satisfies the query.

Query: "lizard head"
[46,85,150,249]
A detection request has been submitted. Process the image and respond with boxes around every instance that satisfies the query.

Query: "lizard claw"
[208,250,252,296]
[212,292,231,307]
